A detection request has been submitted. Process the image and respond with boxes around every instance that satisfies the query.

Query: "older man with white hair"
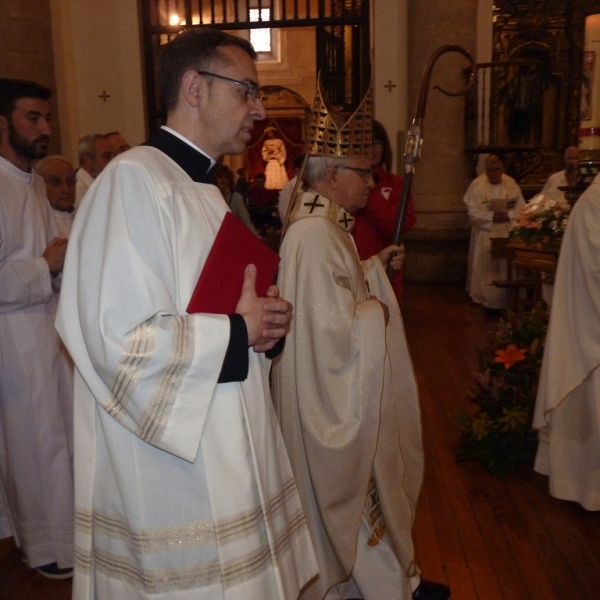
[273,84,450,600]
[35,155,77,237]
[74,133,115,207]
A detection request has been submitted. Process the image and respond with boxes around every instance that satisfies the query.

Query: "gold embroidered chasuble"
[273,191,424,600]
[56,147,317,599]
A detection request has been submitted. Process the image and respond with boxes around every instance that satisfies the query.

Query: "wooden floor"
[1,281,599,599]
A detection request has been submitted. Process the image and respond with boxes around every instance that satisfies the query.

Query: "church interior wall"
[49,0,146,166]
[0,0,63,157]
[256,27,316,105]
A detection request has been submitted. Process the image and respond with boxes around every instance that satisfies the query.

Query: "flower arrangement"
[455,304,548,474]
[509,193,570,246]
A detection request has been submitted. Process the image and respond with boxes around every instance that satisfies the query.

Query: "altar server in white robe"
[273,83,450,600]
[0,78,74,578]
[56,29,317,599]
[540,146,579,202]
[464,154,525,310]
[533,171,600,510]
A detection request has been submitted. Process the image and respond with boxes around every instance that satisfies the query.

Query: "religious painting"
[246,119,304,187]
[242,85,310,186]
[261,126,290,190]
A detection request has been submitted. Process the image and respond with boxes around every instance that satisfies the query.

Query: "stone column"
[404,0,478,282]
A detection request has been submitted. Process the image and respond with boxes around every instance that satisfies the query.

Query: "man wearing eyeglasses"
[273,85,450,600]
[56,28,317,600]
[35,155,77,237]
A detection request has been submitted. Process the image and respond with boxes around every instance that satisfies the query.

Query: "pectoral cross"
[99,90,111,102]
[384,80,396,93]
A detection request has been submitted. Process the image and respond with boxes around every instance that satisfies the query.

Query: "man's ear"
[0,115,7,132]
[325,165,339,189]
[181,70,203,108]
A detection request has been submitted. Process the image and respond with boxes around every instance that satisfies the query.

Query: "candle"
[580,14,600,151]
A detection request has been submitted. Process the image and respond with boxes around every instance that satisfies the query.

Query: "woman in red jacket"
[352,120,416,299]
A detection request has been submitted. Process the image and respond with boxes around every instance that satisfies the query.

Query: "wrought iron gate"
[141,0,370,133]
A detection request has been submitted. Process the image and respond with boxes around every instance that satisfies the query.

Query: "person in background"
[235,166,250,200]
[74,132,116,207]
[35,155,76,237]
[352,120,416,300]
[247,172,277,206]
[463,154,525,314]
[106,130,131,155]
[541,146,579,201]
[55,28,316,599]
[0,77,74,580]
[247,172,281,233]
[215,164,258,235]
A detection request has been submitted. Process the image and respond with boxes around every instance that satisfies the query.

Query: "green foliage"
[455,304,548,475]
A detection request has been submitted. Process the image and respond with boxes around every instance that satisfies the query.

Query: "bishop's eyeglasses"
[334,165,373,181]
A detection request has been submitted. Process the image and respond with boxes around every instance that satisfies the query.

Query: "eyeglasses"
[334,165,373,181]
[197,71,262,103]
[44,176,76,188]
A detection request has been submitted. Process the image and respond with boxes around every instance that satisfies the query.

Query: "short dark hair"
[0,78,51,117]
[215,164,235,189]
[158,28,257,113]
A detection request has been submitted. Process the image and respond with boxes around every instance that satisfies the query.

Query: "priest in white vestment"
[56,29,317,599]
[533,172,600,511]
[0,79,73,578]
[273,83,450,600]
[540,146,579,202]
[464,155,525,310]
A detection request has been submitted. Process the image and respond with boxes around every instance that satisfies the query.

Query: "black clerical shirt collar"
[143,126,217,185]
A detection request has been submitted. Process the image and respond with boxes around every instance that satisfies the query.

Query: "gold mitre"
[306,77,372,158]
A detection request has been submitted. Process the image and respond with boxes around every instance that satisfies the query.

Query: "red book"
[187,211,280,315]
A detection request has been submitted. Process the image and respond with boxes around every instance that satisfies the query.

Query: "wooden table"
[491,237,561,310]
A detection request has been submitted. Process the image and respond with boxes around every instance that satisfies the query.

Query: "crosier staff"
[387,44,477,282]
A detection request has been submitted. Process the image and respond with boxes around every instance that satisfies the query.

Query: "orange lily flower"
[494,344,527,369]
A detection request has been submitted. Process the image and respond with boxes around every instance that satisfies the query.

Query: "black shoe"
[413,580,451,600]
[35,562,74,580]
[483,307,503,317]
